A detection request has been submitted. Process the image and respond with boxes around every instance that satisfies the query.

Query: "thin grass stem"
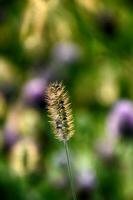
[64,140,77,200]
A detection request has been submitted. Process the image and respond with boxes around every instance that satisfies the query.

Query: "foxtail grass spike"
[47,82,77,200]
[47,82,74,141]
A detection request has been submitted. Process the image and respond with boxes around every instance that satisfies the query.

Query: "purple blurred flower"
[4,129,19,148]
[107,100,133,139]
[51,42,81,65]
[4,124,20,151]
[22,78,47,109]
[76,170,96,189]
[76,170,97,200]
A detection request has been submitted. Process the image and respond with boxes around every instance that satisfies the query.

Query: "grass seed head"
[47,82,74,141]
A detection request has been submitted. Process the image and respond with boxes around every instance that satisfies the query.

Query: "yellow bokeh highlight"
[76,0,98,12]
[18,108,40,136]
[9,138,39,176]
[20,0,50,52]
[0,57,16,83]
[0,94,7,119]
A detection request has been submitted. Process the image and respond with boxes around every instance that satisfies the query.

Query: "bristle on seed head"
[47,82,74,141]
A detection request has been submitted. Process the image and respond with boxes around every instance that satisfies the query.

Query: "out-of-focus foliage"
[1,0,133,199]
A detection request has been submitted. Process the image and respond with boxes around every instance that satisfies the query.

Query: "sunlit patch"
[20,0,49,53]
[96,65,119,105]
[0,94,7,119]
[76,0,98,12]
[0,57,16,83]
[5,105,41,139]
[18,108,41,136]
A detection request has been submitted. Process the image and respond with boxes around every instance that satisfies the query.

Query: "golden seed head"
[47,82,74,141]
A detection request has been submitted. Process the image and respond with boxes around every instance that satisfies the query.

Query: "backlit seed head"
[47,82,74,141]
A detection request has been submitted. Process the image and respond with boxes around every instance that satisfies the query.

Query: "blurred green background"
[1,0,133,199]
